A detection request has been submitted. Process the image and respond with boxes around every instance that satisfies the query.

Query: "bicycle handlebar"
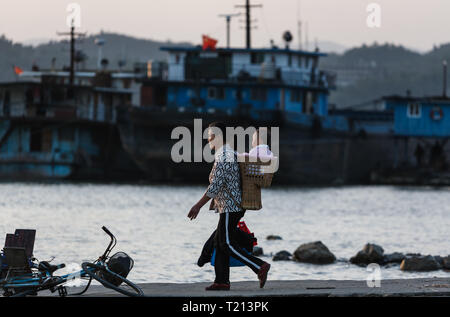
[55,263,66,270]
[102,226,113,237]
[101,226,116,260]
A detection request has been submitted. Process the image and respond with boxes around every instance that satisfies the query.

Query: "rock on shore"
[293,241,336,264]
[266,235,283,240]
[383,252,406,264]
[400,255,441,271]
[443,256,450,270]
[350,243,384,265]
[252,246,264,256]
[273,251,292,261]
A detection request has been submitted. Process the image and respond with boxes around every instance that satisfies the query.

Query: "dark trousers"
[214,211,265,284]
[198,227,255,266]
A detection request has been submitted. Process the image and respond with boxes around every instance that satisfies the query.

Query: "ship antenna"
[235,0,262,49]
[305,21,309,51]
[443,60,448,98]
[218,13,241,48]
[297,0,302,50]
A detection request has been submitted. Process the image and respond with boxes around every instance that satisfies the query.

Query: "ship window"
[288,54,292,67]
[207,87,225,100]
[30,127,52,152]
[251,88,267,101]
[250,52,265,64]
[407,103,421,118]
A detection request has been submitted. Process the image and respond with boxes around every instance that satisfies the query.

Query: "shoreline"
[52,277,450,297]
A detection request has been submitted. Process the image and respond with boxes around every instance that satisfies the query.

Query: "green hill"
[0,32,191,82]
[2,34,450,108]
[321,43,450,107]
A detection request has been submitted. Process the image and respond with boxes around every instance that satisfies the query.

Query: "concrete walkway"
[58,277,450,297]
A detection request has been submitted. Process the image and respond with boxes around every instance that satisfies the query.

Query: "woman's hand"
[188,204,201,220]
[187,193,211,221]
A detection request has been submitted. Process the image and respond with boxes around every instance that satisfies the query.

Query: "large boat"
[116,40,398,184]
[0,70,142,180]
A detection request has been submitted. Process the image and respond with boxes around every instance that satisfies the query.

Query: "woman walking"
[188,122,270,291]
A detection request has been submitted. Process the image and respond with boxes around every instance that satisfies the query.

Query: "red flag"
[14,66,23,75]
[202,35,218,50]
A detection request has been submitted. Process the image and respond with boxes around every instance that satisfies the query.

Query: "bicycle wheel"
[81,262,144,297]
[6,276,64,297]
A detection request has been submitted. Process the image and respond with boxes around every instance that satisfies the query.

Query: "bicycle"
[0,226,144,297]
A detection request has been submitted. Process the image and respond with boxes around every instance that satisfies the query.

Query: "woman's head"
[208,122,227,151]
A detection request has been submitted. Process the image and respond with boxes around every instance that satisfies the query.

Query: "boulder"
[406,253,422,257]
[400,255,441,272]
[293,241,336,264]
[273,250,292,261]
[252,246,264,256]
[434,256,444,267]
[442,256,450,270]
[383,252,406,265]
[350,243,384,265]
[266,235,283,241]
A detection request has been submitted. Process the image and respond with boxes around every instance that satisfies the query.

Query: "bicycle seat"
[38,261,65,273]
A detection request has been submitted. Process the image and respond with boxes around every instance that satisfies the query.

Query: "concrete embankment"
[62,277,450,297]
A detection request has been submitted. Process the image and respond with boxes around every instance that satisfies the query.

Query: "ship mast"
[235,0,262,49]
[57,19,86,86]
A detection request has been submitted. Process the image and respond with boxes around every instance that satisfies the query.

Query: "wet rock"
[442,256,450,270]
[383,252,406,265]
[384,262,400,269]
[350,243,384,265]
[252,246,264,256]
[266,235,283,241]
[273,251,291,261]
[293,241,336,264]
[434,256,444,267]
[400,255,441,272]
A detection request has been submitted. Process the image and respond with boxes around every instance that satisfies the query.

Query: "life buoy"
[430,107,444,121]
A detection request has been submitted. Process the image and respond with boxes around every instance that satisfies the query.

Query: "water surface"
[0,184,449,284]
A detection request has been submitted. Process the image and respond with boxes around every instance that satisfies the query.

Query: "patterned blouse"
[205,144,243,213]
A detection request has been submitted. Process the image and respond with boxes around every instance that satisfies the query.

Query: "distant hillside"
[321,43,450,107]
[1,34,450,108]
[316,41,348,54]
[0,32,192,82]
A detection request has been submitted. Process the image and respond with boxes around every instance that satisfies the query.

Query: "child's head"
[252,127,271,148]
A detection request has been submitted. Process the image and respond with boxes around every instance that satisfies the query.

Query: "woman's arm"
[188,193,211,220]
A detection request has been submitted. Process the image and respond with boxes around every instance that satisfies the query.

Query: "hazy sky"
[0,0,449,51]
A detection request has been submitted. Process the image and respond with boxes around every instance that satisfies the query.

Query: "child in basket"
[240,127,273,161]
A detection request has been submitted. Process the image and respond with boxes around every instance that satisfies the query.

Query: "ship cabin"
[0,71,139,179]
[140,45,335,125]
[384,95,450,138]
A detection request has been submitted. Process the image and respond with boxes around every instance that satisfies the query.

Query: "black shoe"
[205,283,230,291]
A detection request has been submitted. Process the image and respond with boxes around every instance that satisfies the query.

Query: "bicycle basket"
[103,252,134,286]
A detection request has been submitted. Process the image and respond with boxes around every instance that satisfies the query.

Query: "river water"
[0,184,449,285]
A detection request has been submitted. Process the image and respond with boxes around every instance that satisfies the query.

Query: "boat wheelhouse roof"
[160,46,327,57]
[383,95,450,105]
